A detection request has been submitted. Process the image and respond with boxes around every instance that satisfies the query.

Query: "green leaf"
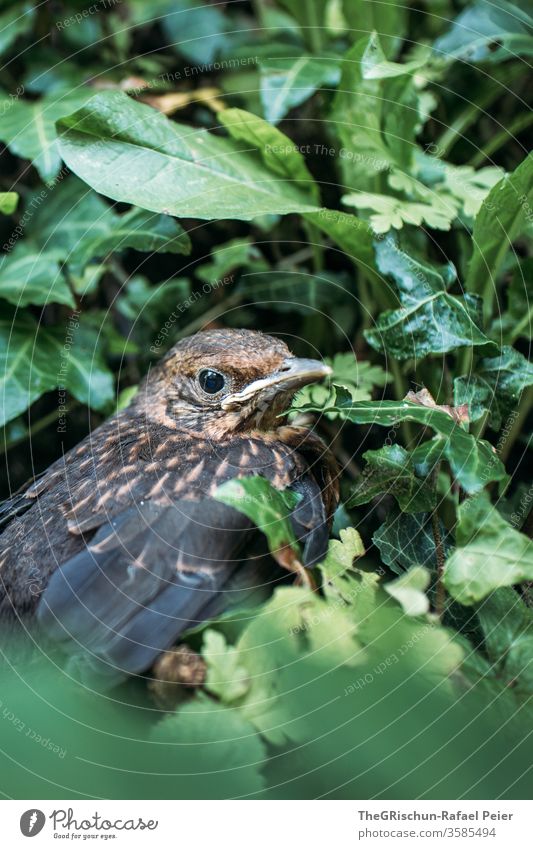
[276,0,329,51]
[0,90,92,182]
[219,107,318,194]
[384,566,431,616]
[491,259,533,343]
[454,346,533,428]
[342,190,456,233]
[292,351,391,416]
[161,0,229,64]
[0,310,114,425]
[260,55,340,124]
[475,587,533,692]
[361,31,428,79]
[444,493,533,604]
[151,694,266,797]
[203,629,250,703]
[57,92,320,220]
[466,153,533,320]
[341,0,407,59]
[116,275,190,330]
[0,192,18,214]
[374,510,453,575]
[304,208,377,282]
[0,246,74,308]
[348,444,436,513]
[0,4,35,57]
[365,236,493,359]
[434,1,533,64]
[215,476,301,554]
[293,391,506,494]
[195,237,267,283]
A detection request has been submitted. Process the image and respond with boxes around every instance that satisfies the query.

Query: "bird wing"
[37,498,255,688]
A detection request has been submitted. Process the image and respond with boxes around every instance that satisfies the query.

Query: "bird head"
[134,328,331,437]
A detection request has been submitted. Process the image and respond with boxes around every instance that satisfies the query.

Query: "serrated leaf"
[342,190,456,233]
[57,92,320,220]
[203,629,249,702]
[348,444,436,513]
[444,493,533,604]
[292,351,391,417]
[260,54,340,124]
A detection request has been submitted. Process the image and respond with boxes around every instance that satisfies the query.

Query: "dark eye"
[198,369,225,395]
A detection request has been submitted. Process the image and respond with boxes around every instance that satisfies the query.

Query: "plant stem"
[389,357,413,445]
[499,385,533,464]
[430,464,446,618]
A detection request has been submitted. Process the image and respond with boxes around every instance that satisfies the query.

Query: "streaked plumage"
[0,328,338,687]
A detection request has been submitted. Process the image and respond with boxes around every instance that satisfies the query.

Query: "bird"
[0,328,338,689]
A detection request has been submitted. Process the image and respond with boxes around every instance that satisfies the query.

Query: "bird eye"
[198,369,226,395]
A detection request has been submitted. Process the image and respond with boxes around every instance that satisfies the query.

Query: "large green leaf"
[28,176,191,273]
[444,494,533,604]
[466,153,533,320]
[0,90,92,182]
[454,346,533,428]
[260,55,340,124]
[0,246,74,308]
[348,444,436,513]
[365,236,493,359]
[293,390,507,493]
[0,310,114,425]
[434,1,533,64]
[341,0,407,58]
[56,92,320,220]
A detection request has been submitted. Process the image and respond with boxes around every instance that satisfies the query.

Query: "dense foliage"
[0,0,532,799]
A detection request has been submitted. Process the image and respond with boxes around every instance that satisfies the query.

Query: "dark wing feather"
[37,499,254,688]
[288,475,329,566]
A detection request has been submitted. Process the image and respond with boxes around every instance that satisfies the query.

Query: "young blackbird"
[0,329,338,687]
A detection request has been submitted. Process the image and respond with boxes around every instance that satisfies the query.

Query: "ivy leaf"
[202,629,249,703]
[292,351,391,418]
[0,192,18,214]
[374,510,453,575]
[454,347,533,429]
[365,236,494,359]
[466,153,533,320]
[385,566,431,616]
[434,1,533,64]
[57,92,320,220]
[215,476,301,555]
[348,444,436,513]
[0,246,74,308]
[0,90,92,182]
[0,310,114,425]
[260,55,340,124]
[293,390,506,493]
[475,587,533,692]
[444,493,533,604]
